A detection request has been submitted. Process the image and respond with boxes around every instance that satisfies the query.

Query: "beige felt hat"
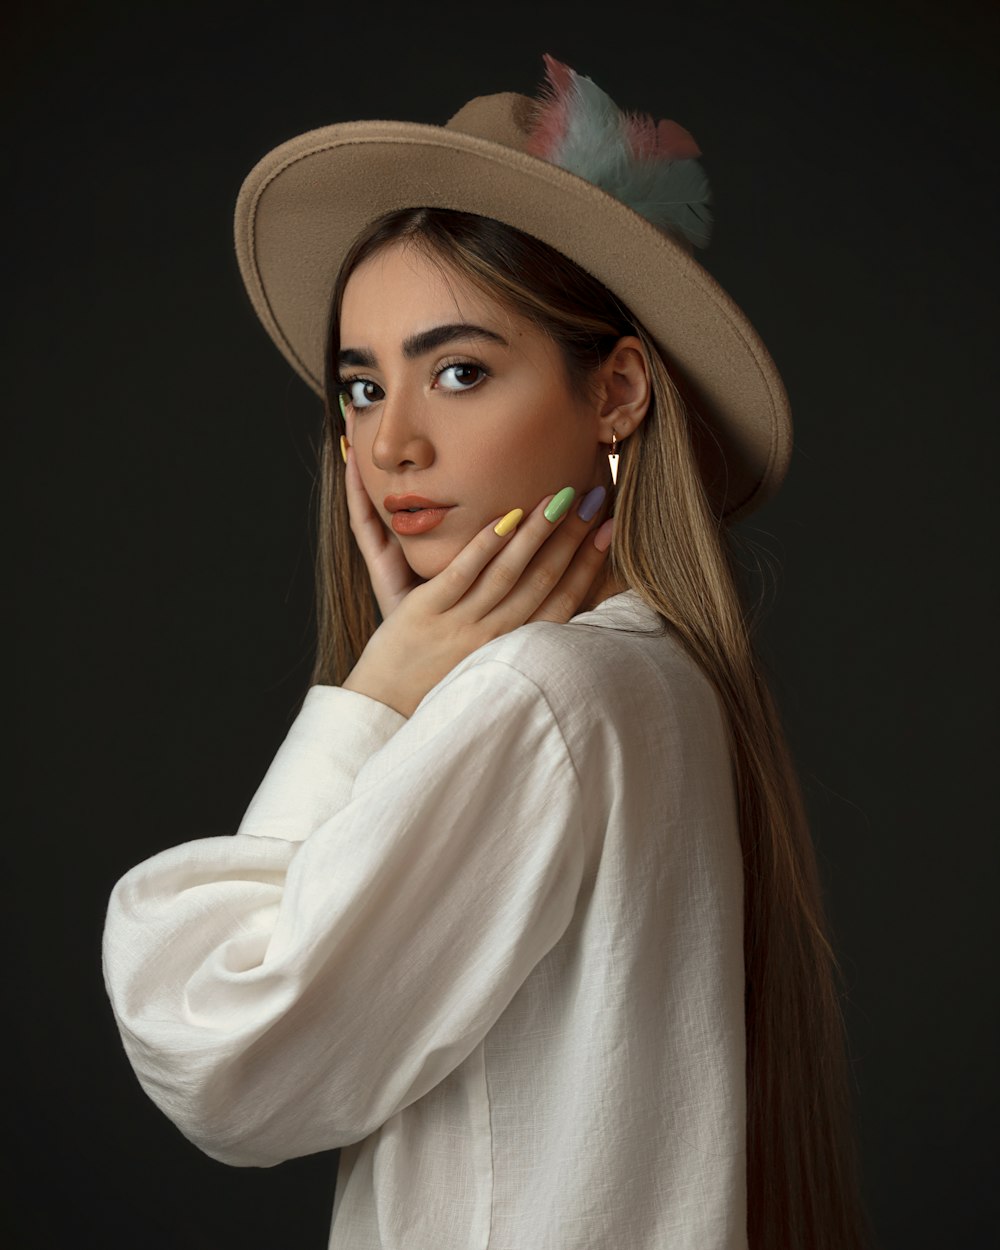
[233,55,792,523]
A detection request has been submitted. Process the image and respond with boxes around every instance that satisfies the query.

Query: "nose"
[370,395,435,472]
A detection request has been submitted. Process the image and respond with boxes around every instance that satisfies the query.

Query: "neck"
[580,563,626,614]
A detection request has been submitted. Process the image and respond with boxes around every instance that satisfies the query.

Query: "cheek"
[474,404,588,492]
[471,394,564,464]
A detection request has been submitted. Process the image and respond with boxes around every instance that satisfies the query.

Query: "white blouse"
[102,590,747,1249]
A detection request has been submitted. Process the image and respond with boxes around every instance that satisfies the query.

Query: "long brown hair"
[310,207,873,1249]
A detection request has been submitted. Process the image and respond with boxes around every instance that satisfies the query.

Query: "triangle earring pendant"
[608,431,620,486]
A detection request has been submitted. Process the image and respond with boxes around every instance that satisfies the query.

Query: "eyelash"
[336,357,491,411]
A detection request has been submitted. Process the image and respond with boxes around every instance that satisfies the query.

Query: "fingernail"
[340,434,348,463]
[338,392,348,420]
[544,486,576,523]
[594,517,614,552]
[494,507,523,536]
[577,484,606,522]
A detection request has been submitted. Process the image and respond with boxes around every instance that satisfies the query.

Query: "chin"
[399,539,462,582]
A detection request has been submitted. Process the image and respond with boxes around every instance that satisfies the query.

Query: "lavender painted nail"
[577,485,606,522]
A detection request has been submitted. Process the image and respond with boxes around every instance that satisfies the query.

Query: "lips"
[384,494,453,512]
[384,494,455,536]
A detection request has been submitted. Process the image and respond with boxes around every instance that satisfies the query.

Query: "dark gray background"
[8,1,998,1246]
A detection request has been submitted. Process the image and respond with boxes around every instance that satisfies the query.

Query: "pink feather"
[524,52,574,160]
[623,114,702,161]
[526,53,702,163]
[521,53,713,250]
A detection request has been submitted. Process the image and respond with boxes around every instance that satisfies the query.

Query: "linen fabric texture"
[102,591,747,1249]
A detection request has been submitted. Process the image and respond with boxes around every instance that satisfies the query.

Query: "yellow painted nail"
[494,507,523,536]
[340,434,348,463]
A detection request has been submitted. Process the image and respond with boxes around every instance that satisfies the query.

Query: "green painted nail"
[544,486,576,523]
[338,391,347,420]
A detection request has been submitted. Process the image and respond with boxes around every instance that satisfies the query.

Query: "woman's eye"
[345,379,383,409]
[436,363,486,391]
[340,363,486,410]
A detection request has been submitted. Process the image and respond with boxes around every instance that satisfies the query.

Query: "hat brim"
[234,119,791,522]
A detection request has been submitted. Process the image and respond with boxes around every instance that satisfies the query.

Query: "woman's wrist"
[341,661,413,719]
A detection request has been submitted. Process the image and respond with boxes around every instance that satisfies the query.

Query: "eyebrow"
[337,322,510,369]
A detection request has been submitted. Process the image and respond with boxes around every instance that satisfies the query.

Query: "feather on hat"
[524,54,713,250]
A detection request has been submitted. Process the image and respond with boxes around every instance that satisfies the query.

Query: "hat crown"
[445,92,538,154]
[443,61,712,255]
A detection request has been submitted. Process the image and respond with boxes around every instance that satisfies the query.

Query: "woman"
[102,55,870,1249]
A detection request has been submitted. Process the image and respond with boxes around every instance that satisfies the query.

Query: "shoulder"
[400,594,735,844]
[419,591,725,758]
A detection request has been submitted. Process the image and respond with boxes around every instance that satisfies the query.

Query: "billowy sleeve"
[101,657,586,1167]
[232,684,408,842]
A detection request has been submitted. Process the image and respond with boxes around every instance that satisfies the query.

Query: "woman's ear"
[594,336,651,445]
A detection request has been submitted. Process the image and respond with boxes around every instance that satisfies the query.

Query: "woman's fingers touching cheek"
[344,448,422,618]
[344,448,386,548]
[438,483,606,626]
[528,513,614,624]
[492,483,612,624]
[422,487,562,616]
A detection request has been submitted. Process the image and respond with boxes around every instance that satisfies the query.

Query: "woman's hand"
[341,481,614,718]
[344,444,423,618]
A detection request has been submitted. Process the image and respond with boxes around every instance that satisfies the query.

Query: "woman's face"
[336,241,613,581]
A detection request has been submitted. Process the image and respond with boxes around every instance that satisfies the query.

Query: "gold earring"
[608,429,621,486]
